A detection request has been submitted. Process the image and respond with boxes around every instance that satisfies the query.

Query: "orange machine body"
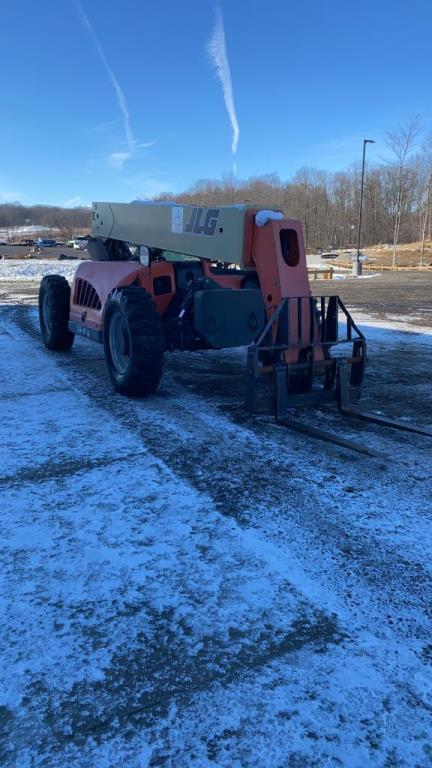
[69,210,322,361]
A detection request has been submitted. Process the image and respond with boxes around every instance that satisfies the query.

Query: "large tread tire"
[103,287,164,396]
[39,275,75,351]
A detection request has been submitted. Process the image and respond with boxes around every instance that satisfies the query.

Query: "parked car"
[67,236,89,250]
[35,238,57,248]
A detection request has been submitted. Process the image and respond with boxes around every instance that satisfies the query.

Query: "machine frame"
[38,201,431,456]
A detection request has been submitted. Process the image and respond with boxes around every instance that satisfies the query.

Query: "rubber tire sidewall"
[103,288,164,396]
[39,275,75,351]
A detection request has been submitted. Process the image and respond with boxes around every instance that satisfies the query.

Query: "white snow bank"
[333,272,381,280]
[353,311,432,341]
[0,259,81,282]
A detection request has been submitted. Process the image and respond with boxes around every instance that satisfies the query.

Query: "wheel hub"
[109,311,130,374]
[42,293,52,331]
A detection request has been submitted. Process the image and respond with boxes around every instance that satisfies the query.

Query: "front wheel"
[39,275,74,351]
[103,287,164,396]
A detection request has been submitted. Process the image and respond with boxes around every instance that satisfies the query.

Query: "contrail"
[76,1,134,153]
[206,6,240,155]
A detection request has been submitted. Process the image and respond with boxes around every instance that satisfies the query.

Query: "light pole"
[353,138,375,276]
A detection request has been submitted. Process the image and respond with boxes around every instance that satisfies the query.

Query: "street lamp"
[354,138,375,276]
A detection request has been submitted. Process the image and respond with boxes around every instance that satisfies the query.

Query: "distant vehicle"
[35,238,57,248]
[71,236,89,250]
[0,240,8,246]
[19,239,34,246]
[321,252,338,259]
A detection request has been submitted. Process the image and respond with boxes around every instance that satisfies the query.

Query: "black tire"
[39,275,75,351]
[103,287,164,396]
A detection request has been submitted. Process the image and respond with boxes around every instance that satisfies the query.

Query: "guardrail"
[327,260,432,272]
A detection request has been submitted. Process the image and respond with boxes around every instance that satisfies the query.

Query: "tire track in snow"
[11,305,432,646]
[5,305,432,765]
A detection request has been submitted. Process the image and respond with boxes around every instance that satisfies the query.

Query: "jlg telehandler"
[39,201,431,454]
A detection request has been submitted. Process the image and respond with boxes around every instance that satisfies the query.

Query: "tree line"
[2,117,431,265]
[0,204,90,242]
[156,116,432,266]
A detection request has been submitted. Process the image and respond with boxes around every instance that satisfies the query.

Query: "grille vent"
[74,278,102,310]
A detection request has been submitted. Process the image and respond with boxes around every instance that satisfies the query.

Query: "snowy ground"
[0,259,81,282]
[1,291,432,766]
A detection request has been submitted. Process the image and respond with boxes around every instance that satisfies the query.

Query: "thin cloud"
[76,1,134,154]
[124,173,173,198]
[63,196,82,207]
[206,6,239,155]
[85,117,123,134]
[134,139,158,150]
[0,190,21,202]
[107,151,132,169]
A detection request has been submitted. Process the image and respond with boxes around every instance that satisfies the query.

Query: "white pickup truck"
[67,236,89,250]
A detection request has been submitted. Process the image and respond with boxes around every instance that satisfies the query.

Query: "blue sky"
[1,0,431,207]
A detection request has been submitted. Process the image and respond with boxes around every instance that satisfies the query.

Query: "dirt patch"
[364,241,432,267]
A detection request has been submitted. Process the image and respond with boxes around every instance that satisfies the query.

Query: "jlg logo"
[184,207,220,236]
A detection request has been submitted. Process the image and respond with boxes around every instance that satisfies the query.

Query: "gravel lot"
[1,262,431,328]
[313,271,432,329]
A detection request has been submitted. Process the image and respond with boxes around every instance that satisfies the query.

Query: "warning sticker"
[171,207,184,234]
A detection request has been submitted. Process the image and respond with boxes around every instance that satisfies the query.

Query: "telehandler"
[39,201,431,454]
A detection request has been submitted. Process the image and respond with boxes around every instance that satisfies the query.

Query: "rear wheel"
[39,275,74,351]
[103,287,164,396]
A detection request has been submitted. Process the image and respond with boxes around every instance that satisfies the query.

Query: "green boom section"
[91,202,255,267]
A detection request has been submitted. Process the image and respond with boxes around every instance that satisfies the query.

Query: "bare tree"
[385,115,422,266]
[418,133,432,267]
[5,118,432,259]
